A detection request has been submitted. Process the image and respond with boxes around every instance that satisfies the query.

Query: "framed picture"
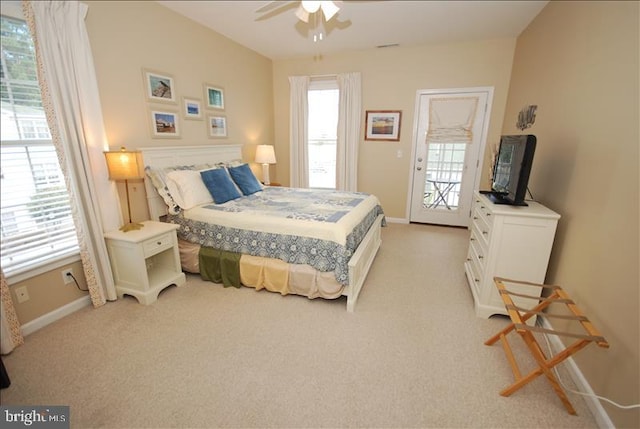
[182,97,203,120]
[150,109,180,138]
[207,115,227,138]
[142,68,176,104]
[204,84,225,110]
[365,110,402,141]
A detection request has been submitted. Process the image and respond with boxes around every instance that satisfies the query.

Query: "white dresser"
[464,191,560,319]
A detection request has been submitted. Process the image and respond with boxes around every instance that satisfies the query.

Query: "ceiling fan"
[255,1,343,23]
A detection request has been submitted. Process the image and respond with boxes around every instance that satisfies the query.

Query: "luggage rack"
[485,277,609,415]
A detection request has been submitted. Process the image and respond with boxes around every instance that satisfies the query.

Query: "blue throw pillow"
[200,168,242,204]
[228,163,263,196]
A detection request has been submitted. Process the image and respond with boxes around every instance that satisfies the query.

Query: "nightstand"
[104,220,186,305]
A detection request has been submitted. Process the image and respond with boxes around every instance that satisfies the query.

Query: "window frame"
[307,78,339,189]
[1,9,80,284]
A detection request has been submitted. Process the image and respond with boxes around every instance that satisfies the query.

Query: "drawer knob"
[157,241,162,245]
[478,255,484,259]
[486,213,491,217]
[470,237,475,241]
[482,231,488,235]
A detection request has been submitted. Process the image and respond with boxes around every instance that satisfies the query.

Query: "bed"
[141,145,385,312]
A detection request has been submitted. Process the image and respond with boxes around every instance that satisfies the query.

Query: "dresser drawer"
[466,251,483,296]
[471,213,490,250]
[143,233,174,257]
[473,205,493,237]
[469,230,487,272]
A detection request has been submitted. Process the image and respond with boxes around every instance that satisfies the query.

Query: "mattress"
[167,186,385,285]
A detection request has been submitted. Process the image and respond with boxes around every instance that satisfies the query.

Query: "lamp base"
[119,222,144,232]
[262,163,271,185]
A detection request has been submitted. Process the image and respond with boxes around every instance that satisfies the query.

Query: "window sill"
[5,253,81,286]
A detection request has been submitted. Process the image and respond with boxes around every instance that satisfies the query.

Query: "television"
[482,134,536,206]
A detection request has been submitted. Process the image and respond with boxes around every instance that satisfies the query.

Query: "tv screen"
[487,135,536,206]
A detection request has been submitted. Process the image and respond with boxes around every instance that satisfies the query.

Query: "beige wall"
[9,0,274,324]
[272,39,516,218]
[502,1,639,427]
[86,0,274,223]
[9,260,88,325]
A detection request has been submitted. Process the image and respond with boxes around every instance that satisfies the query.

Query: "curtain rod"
[310,74,337,79]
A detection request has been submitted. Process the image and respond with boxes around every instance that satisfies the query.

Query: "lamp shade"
[104,148,145,180]
[255,145,277,164]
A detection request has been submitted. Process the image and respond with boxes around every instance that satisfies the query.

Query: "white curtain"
[1,270,23,355]
[336,72,361,191]
[289,76,309,188]
[427,97,479,144]
[25,0,120,306]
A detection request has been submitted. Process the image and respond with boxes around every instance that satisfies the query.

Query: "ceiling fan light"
[295,5,310,23]
[320,1,339,21]
[301,1,321,13]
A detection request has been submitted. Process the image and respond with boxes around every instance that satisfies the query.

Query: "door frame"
[405,86,494,225]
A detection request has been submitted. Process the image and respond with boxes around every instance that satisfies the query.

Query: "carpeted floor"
[0,223,599,428]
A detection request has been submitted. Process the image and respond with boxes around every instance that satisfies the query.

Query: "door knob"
[416,167,422,171]
[417,157,423,162]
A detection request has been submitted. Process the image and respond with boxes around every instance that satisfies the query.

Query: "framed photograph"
[207,115,227,138]
[182,97,203,120]
[142,68,176,104]
[365,110,402,141]
[204,84,225,110]
[150,109,180,138]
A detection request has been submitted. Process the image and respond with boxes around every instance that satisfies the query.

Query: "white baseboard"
[385,217,409,224]
[21,296,92,337]
[539,318,614,429]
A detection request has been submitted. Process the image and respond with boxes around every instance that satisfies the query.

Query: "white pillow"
[166,169,213,210]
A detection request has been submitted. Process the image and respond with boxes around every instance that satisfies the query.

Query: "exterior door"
[409,88,492,226]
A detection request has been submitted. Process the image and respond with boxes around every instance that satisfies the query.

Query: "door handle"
[416,167,422,171]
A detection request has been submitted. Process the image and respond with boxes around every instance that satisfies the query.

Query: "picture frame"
[204,84,225,110]
[150,109,180,138]
[142,68,176,104]
[207,115,227,138]
[365,110,402,141]
[182,97,203,120]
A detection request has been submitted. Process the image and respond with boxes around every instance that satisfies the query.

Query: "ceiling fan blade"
[295,5,310,23]
[255,1,300,21]
[255,1,297,14]
[320,1,340,21]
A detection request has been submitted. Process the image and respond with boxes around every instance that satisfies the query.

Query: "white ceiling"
[157,1,548,60]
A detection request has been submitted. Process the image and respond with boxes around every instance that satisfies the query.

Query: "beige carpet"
[0,223,599,428]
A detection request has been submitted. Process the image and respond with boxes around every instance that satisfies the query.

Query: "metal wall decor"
[517,105,537,131]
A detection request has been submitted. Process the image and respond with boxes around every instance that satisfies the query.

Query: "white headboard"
[140,144,243,220]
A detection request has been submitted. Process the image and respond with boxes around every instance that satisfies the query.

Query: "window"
[1,14,79,277]
[307,79,339,189]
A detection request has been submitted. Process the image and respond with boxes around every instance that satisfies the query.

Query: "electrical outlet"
[62,268,74,284]
[15,286,29,303]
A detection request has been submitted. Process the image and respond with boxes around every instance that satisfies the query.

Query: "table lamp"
[255,145,276,185]
[104,147,145,232]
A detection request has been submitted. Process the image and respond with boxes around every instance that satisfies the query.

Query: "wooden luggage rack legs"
[485,277,609,415]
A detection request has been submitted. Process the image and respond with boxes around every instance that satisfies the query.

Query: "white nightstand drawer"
[143,232,173,257]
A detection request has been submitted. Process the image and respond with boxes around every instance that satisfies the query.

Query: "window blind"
[427,97,480,144]
[1,15,79,276]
